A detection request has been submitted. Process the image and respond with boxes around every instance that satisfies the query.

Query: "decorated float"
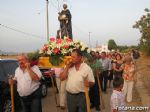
[38,37,91,68]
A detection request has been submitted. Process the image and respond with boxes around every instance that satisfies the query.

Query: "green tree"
[27,50,40,61]
[133,8,150,55]
[117,45,128,52]
[108,39,117,51]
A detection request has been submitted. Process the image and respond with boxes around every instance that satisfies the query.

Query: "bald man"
[9,54,42,112]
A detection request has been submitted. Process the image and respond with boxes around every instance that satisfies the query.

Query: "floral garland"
[39,37,90,66]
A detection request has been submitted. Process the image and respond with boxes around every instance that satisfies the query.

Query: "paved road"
[42,86,142,112]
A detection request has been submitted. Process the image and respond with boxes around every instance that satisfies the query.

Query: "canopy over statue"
[58,4,73,39]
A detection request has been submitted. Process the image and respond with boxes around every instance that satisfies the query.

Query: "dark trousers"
[100,70,108,92]
[89,77,100,107]
[67,92,86,112]
[21,87,42,112]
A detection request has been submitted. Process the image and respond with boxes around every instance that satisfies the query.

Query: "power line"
[0,24,44,39]
[49,0,96,42]
[49,0,59,12]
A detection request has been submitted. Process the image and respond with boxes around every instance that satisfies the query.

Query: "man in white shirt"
[60,49,95,112]
[99,51,112,93]
[9,54,42,112]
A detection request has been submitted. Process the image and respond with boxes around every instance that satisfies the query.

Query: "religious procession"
[0,0,150,112]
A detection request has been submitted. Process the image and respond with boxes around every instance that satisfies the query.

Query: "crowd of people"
[8,49,140,112]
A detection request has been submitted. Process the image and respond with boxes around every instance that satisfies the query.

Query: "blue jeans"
[20,87,42,112]
[67,92,87,112]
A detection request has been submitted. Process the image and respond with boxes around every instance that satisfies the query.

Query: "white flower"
[87,48,91,53]
[64,36,68,40]
[76,44,80,49]
[56,44,61,49]
[81,46,86,51]
[69,48,73,52]
[74,40,80,44]
[39,49,43,54]
[80,42,84,46]
[61,49,67,54]
[47,50,52,55]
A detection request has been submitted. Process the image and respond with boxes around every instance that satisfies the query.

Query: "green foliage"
[108,39,117,51]
[27,50,40,61]
[133,8,150,55]
[117,45,139,53]
[117,45,128,52]
[139,39,150,55]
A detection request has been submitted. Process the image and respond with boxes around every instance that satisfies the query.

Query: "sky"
[0,0,150,52]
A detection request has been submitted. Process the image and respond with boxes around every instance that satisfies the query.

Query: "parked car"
[0,59,22,112]
[39,68,57,88]
[0,59,48,112]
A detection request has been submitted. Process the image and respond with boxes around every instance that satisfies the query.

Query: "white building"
[95,44,110,53]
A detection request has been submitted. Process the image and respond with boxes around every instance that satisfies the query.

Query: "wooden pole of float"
[9,75,14,112]
[84,76,91,112]
[96,72,105,109]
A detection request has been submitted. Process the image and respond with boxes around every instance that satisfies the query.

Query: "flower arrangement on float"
[39,37,91,67]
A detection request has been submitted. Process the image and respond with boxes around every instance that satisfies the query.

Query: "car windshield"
[0,61,18,81]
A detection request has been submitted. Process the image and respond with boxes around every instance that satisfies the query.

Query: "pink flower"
[56,39,62,44]
[43,44,48,51]
[65,37,72,43]
[53,48,60,54]
[50,37,55,42]
[63,45,69,49]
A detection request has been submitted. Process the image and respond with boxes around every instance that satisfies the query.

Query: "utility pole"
[96,40,98,48]
[89,32,91,48]
[46,0,49,41]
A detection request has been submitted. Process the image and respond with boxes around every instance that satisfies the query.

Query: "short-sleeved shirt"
[110,90,126,112]
[51,68,64,77]
[66,62,95,94]
[14,65,42,97]
[122,63,135,81]
[99,58,112,71]
[90,59,103,77]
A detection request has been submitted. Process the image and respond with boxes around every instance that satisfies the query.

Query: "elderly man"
[60,49,95,112]
[9,54,42,112]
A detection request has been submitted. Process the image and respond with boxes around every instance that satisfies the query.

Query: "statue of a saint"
[58,4,73,39]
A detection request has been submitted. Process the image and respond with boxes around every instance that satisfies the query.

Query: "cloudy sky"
[0,0,149,52]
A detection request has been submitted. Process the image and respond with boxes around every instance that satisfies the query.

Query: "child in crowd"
[110,77,125,112]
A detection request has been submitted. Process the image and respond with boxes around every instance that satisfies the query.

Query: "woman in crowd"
[107,53,114,88]
[113,53,124,78]
[122,55,135,103]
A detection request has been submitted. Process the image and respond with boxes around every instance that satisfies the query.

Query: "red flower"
[65,37,72,43]
[56,39,62,44]
[63,45,69,49]
[53,48,60,54]
[50,37,55,42]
